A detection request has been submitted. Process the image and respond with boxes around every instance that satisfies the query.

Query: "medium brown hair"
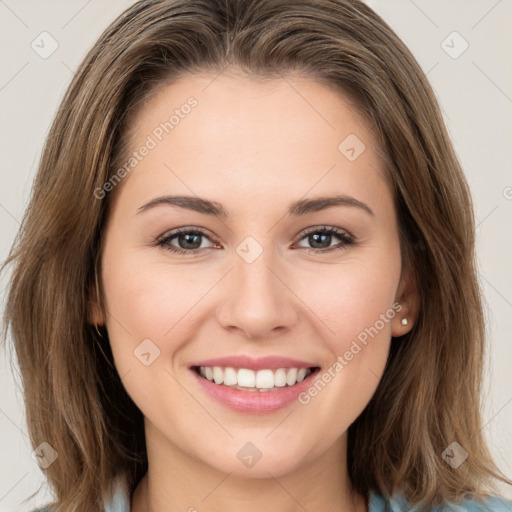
[2,0,510,510]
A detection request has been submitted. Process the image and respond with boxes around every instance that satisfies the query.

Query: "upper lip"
[190,355,319,371]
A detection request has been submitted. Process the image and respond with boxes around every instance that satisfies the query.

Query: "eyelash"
[155,226,355,256]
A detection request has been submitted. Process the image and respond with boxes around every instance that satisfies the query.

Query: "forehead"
[129,70,378,152]
[111,71,390,215]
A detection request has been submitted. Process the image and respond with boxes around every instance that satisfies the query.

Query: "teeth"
[285,368,297,386]
[197,366,314,390]
[274,368,287,387]
[213,366,224,384]
[237,368,256,387]
[255,369,274,389]
[297,368,307,382]
[223,367,237,386]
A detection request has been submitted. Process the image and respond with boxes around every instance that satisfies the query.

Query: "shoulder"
[369,490,512,511]
[457,494,512,511]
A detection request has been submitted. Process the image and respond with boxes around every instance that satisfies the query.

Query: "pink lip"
[189,355,316,371]
[191,367,319,414]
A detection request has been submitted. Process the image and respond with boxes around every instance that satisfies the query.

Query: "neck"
[131,420,367,512]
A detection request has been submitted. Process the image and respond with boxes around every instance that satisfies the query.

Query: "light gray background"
[1,1,511,510]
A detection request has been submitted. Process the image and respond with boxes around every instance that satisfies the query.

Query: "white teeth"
[255,369,274,389]
[237,368,256,387]
[213,366,224,384]
[197,366,314,390]
[274,368,287,387]
[223,367,237,386]
[285,368,298,386]
[297,368,307,382]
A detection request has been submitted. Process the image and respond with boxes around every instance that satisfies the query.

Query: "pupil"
[180,233,201,249]
[310,233,330,249]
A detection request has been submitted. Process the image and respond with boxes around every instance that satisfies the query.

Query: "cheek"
[101,245,224,377]
[100,255,198,417]
[100,244,171,364]
[308,257,400,346]
[297,255,400,415]
[102,263,189,348]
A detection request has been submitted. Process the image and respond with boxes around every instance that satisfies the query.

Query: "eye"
[294,226,355,254]
[155,225,355,256]
[156,228,217,255]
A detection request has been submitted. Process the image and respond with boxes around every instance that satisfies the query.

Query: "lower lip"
[191,369,318,414]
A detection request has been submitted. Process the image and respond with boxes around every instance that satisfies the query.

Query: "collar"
[104,472,512,512]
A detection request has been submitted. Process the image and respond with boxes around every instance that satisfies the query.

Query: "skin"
[91,70,418,512]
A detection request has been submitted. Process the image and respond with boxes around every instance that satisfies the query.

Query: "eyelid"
[157,226,215,243]
[294,225,354,242]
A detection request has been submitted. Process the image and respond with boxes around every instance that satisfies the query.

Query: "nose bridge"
[215,238,297,338]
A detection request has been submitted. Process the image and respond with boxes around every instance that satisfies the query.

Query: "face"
[94,71,415,479]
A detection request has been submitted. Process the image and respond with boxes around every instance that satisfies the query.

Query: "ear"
[391,264,420,337]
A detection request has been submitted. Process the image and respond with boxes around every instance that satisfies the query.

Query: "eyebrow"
[137,194,374,217]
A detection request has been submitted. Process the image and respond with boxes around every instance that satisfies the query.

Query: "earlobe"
[392,312,413,337]
[392,265,420,337]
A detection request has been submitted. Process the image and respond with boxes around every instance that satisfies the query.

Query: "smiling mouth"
[192,365,321,392]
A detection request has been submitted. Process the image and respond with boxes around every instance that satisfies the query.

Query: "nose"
[215,246,299,340]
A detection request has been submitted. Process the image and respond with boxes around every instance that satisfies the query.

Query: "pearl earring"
[401,318,408,326]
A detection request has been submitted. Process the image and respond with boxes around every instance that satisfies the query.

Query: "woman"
[2,0,511,511]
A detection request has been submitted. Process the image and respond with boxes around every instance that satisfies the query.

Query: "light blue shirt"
[34,473,512,511]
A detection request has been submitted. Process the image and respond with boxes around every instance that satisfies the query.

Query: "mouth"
[190,361,321,413]
[188,354,322,413]
[192,365,321,392]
